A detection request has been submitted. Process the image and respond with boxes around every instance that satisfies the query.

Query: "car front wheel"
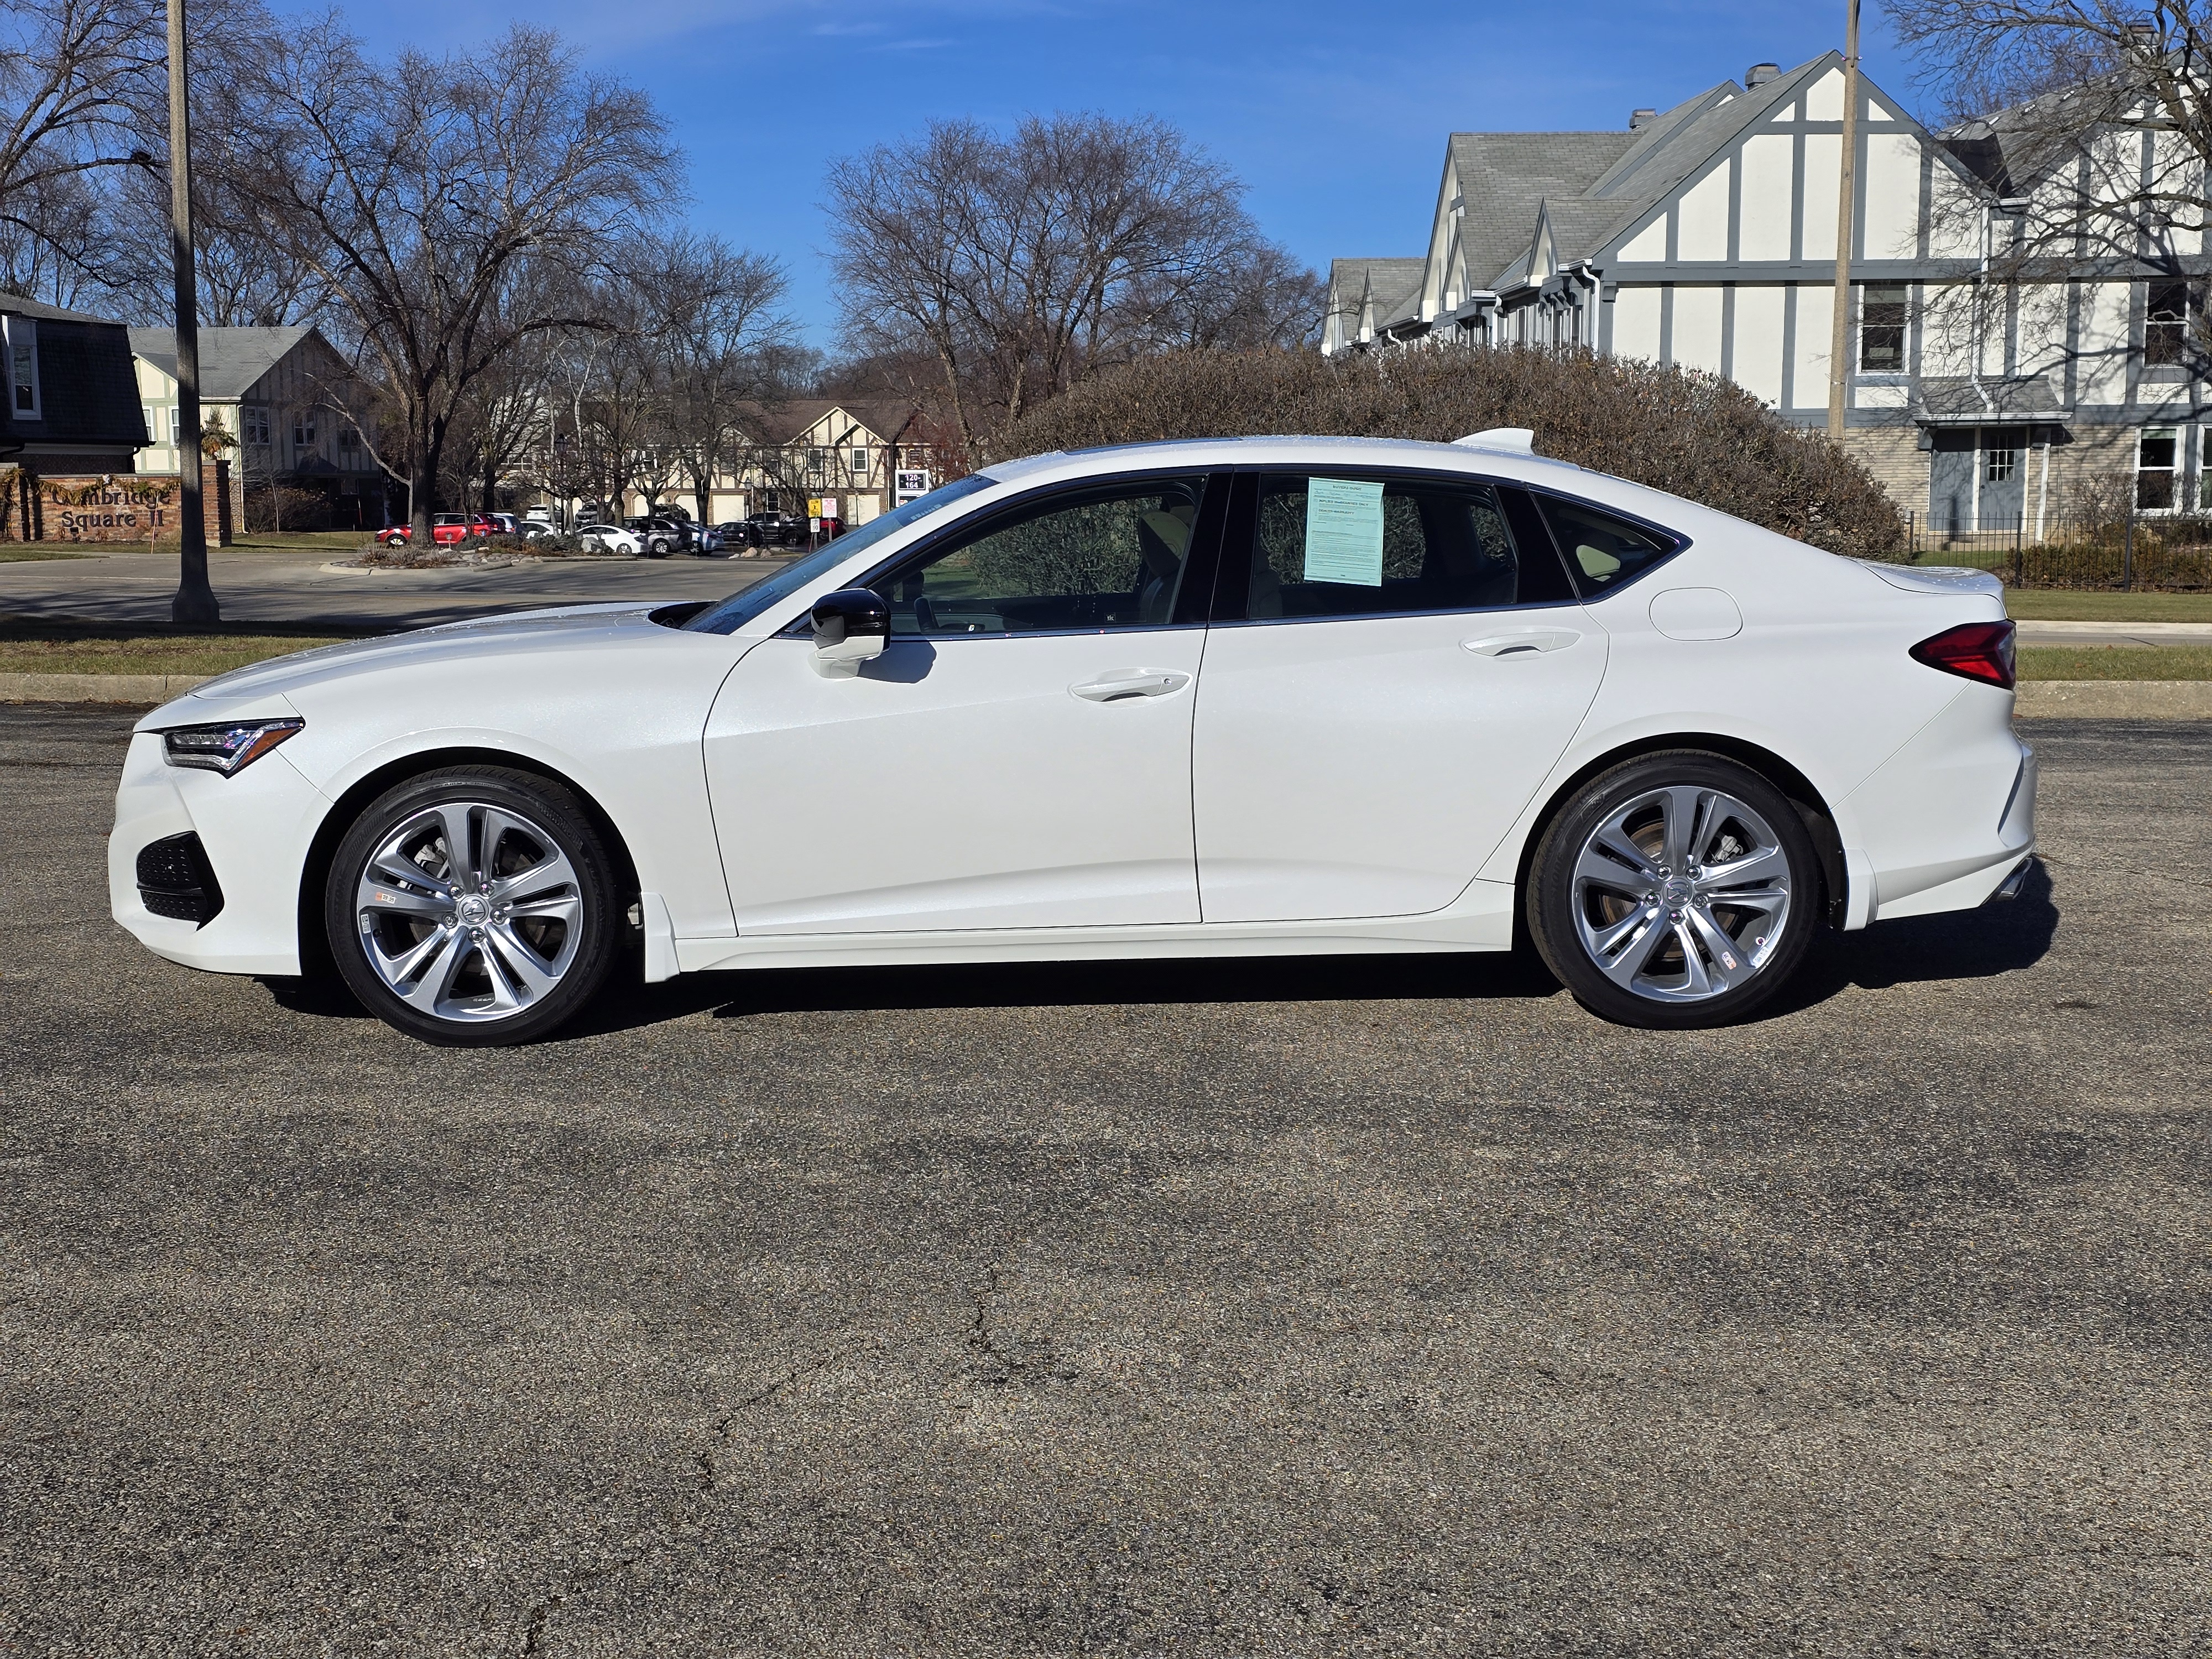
[1527,752,1820,1029]
[325,768,622,1045]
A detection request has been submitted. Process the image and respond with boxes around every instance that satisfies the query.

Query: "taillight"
[1911,620,2016,690]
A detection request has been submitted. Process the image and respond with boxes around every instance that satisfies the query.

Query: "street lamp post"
[166,0,218,623]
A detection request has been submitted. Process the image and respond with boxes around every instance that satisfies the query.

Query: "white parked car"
[576,523,640,555]
[110,434,2035,1045]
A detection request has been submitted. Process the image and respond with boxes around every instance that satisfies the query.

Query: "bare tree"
[633,232,795,524]
[214,20,677,543]
[825,113,1319,463]
[1891,3,2212,397]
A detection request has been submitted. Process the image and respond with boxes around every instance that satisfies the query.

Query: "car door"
[1192,470,1609,924]
[703,470,1225,935]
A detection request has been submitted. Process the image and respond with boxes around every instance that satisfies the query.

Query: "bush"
[242,484,335,532]
[990,346,1907,561]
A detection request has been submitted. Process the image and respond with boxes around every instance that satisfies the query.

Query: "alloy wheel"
[1569,785,1793,1004]
[353,801,584,1024]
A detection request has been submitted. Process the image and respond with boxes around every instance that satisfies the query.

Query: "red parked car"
[376,514,491,547]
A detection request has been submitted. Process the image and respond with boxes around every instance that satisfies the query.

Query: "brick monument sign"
[0,461,232,547]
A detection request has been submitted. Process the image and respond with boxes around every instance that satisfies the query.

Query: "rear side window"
[1240,473,1577,621]
[1533,493,1681,593]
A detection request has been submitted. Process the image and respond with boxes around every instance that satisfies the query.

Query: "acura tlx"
[111,432,2034,1045]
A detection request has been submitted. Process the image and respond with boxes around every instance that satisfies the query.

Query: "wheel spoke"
[367,846,450,900]
[1673,918,1714,996]
[436,804,479,889]
[394,928,468,1013]
[492,845,578,906]
[358,884,448,921]
[1575,838,1653,896]
[1661,787,1707,873]
[1708,882,1789,917]
[1682,904,1746,990]
[1699,842,1787,890]
[1588,825,1663,886]
[483,922,560,1004]
[1596,911,1672,989]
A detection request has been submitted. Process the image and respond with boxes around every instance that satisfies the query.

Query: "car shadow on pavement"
[576,946,1569,1034]
[1765,857,2060,1016]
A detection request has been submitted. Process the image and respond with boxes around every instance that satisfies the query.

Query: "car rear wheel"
[1527,752,1820,1029]
[325,768,622,1046]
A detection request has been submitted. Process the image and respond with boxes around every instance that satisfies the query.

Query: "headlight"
[160,717,304,776]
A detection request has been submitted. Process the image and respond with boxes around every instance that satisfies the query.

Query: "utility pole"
[166,0,218,623]
[1827,0,1863,444]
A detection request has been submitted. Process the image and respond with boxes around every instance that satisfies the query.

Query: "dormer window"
[2145,280,2189,367]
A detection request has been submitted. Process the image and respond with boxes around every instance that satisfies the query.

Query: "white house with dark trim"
[1328,52,2212,538]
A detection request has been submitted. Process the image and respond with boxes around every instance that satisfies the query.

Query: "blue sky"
[306,0,1917,349]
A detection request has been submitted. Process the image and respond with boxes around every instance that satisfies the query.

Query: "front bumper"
[108,731,330,977]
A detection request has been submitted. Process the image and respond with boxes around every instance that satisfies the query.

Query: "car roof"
[978,434,1594,490]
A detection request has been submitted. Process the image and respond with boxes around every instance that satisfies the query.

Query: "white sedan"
[577,523,641,555]
[110,434,2036,1045]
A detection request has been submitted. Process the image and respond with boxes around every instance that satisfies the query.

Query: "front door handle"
[1070,669,1191,702]
[1462,628,1581,658]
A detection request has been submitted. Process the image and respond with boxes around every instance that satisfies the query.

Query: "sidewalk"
[2013,619,2212,645]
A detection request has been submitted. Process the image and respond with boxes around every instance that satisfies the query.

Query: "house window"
[142,404,159,442]
[850,446,869,474]
[6,316,40,419]
[243,406,270,445]
[338,425,358,453]
[2137,427,2179,509]
[1984,444,2016,485]
[168,406,182,444]
[1860,284,1908,372]
[292,410,316,447]
[2145,281,2189,367]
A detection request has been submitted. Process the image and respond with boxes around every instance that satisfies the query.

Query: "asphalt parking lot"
[3,706,2208,1657]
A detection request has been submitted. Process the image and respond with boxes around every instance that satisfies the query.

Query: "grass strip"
[0,546,97,562]
[2002,589,2212,622]
[0,614,368,677]
[2017,644,2212,681]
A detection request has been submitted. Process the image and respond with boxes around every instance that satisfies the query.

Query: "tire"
[648,537,671,558]
[1526,751,1821,1030]
[325,768,623,1046]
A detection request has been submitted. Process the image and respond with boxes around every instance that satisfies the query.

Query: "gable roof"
[128,325,319,401]
[1327,257,1426,340]
[746,398,924,448]
[1446,131,1639,294]
[0,290,127,325]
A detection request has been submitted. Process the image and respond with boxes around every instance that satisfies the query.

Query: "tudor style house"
[132,326,383,526]
[1326,52,2207,539]
[606,399,936,527]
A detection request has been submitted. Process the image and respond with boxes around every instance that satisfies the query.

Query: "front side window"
[1241,474,1574,620]
[879,476,1210,635]
[293,410,316,447]
[243,407,270,445]
[2138,427,2179,509]
[1535,493,1681,592]
[851,447,869,474]
[1861,283,1908,372]
[168,406,182,444]
[2146,281,2189,367]
[1984,445,2016,484]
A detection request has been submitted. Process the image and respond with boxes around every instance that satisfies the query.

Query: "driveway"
[2,710,2207,1656]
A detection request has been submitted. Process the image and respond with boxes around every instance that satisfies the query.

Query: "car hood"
[136,603,674,729]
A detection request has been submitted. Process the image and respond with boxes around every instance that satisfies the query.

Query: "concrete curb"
[4,671,2209,716]
[0,671,209,704]
[2013,680,2212,718]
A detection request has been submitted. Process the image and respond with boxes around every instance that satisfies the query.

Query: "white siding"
[1612,285,1662,358]
[1804,68,1845,121]
[1672,285,1725,372]
[1793,283,1834,408]
[1918,285,1976,378]
[1733,284,1786,404]
[2078,280,2132,405]
[1803,133,1840,262]
[1739,134,1794,261]
[1677,163,1731,260]
[1861,133,1923,259]
[1930,167,1983,259]
[1618,216,1666,261]
[2016,284,2070,377]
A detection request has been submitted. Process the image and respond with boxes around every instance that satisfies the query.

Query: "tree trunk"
[409,429,435,546]
[483,461,496,514]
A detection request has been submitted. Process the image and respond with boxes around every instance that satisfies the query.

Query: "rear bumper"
[1840,686,2037,925]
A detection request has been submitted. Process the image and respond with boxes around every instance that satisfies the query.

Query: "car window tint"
[879,476,1209,635]
[1535,493,1679,592]
[1243,474,1571,620]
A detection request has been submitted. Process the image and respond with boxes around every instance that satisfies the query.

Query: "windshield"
[682,474,998,635]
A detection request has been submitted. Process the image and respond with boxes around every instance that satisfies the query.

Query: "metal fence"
[1900,510,2212,589]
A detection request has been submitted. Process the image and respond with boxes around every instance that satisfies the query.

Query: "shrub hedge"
[989,347,1908,561]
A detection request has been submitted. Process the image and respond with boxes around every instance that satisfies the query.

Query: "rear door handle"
[1070,669,1191,702]
[1462,628,1581,658]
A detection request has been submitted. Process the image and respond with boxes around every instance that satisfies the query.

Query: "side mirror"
[810,587,890,676]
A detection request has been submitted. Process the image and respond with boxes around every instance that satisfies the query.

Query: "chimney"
[1629,108,1658,131]
[1746,62,1780,86]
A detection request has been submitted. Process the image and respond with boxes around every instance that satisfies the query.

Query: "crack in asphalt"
[514,1355,832,1656]
[967,1264,1078,1386]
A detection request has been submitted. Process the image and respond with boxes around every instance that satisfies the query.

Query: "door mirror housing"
[810,587,890,675]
